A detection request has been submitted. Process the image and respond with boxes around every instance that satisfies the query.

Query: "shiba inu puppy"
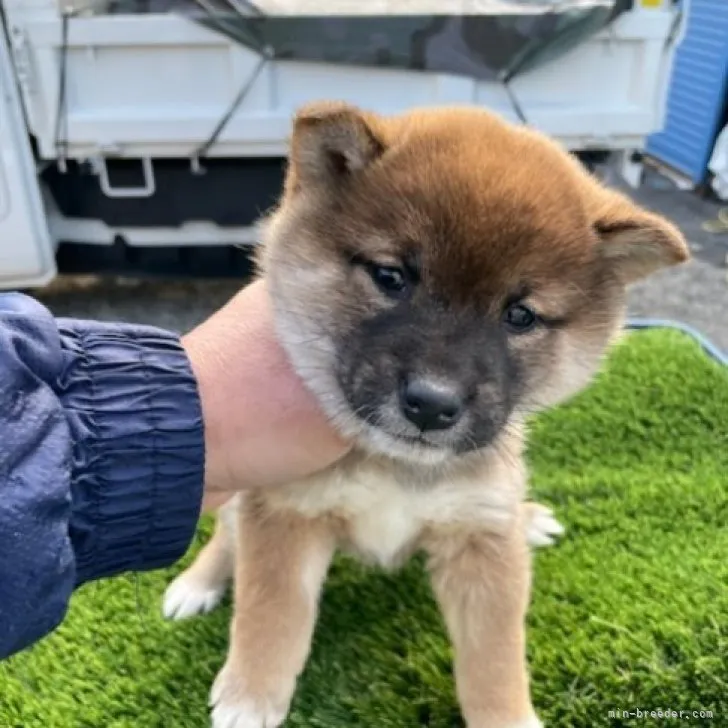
[163,103,688,728]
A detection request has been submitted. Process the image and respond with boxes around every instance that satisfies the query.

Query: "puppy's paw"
[512,715,543,728]
[505,716,543,728]
[523,502,564,548]
[469,711,543,728]
[211,702,287,728]
[210,662,291,728]
[162,571,227,620]
[471,714,543,728]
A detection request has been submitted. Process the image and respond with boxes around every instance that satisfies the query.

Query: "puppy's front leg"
[211,495,335,728]
[426,521,541,728]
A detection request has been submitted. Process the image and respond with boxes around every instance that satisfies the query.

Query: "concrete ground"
[34,169,728,353]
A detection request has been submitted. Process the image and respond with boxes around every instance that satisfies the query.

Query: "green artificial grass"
[2,329,727,728]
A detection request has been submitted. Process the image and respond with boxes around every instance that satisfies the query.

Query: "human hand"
[182,279,350,511]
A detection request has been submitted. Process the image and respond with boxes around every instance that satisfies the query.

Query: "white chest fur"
[265,455,524,568]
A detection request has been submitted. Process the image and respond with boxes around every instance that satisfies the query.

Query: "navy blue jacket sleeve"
[0,293,204,659]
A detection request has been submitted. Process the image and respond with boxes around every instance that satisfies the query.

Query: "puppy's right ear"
[287,102,384,193]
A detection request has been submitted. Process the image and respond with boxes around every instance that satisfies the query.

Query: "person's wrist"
[182,331,232,494]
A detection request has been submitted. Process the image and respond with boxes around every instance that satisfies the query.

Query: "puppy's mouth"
[369,432,452,465]
[391,433,440,449]
[356,409,447,449]
[352,415,457,465]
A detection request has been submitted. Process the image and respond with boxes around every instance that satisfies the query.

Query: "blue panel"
[646,0,728,184]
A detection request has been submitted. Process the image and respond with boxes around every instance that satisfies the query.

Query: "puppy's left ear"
[591,188,689,284]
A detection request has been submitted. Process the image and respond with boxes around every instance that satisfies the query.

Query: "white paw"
[524,504,564,548]
[210,701,286,728]
[210,664,290,728]
[162,573,226,620]
[506,716,543,728]
[510,715,543,728]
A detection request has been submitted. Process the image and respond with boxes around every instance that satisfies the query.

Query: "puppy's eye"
[502,303,538,333]
[369,264,408,299]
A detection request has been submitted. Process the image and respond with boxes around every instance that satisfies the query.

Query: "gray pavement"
[34,170,728,353]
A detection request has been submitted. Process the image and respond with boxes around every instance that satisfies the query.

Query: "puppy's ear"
[287,102,384,193]
[591,188,689,284]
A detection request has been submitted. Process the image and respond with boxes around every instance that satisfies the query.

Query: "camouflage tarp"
[100,0,634,81]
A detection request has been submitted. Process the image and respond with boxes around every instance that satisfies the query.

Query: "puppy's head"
[260,103,688,465]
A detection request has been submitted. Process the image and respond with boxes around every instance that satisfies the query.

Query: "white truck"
[0,0,683,288]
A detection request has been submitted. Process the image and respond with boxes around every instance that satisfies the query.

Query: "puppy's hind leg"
[163,498,237,620]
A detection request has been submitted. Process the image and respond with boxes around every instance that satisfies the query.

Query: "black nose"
[400,378,464,432]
